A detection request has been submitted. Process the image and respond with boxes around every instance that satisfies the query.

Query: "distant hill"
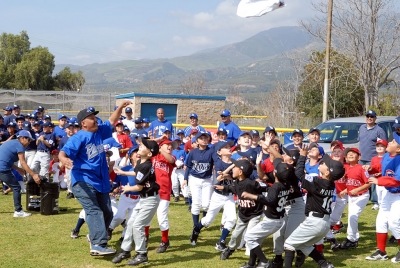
[54,26,322,94]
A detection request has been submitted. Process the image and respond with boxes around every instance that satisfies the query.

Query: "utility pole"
[322,0,333,122]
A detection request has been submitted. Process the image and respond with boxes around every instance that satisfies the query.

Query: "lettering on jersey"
[304,174,315,182]
[86,143,105,160]
[278,190,291,198]
[238,199,256,208]
[154,160,170,173]
[191,160,210,173]
[346,178,362,187]
[319,189,334,196]
[385,169,395,177]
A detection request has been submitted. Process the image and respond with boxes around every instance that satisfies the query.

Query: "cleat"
[295,250,305,267]
[111,250,131,263]
[371,204,379,210]
[174,196,179,202]
[257,260,271,267]
[156,240,170,253]
[389,235,397,243]
[220,247,235,260]
[239,263,256,268]
[329,238,340,250]
[366,249,388,261]
[190,228,200,246]
[215,240,227,251]
[319,261,334,268]
[126,253,148,266]
[340,239,358,249]
[271,259,283,268]
[70,229,79,239]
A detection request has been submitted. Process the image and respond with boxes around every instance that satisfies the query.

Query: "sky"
[1,0,319,66]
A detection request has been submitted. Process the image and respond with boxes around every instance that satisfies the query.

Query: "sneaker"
[239,263,255,268]
[340,239,358,249]
[329,238,340,250]
[271,259,283,268]
[156,240,170,253]
[174,196,179,202]
[13,210,32,218]
[107,228,113,240]
[66,192,74,199]
[111,250,131,263]
[389,235,397,243]
[220,247,235,260]
[295,250,306,267]
[319,261,335,268]
[71,229,79,239]
[215,240,227,251]
[366,249,388,261]
[372,204,379,210]
[126,253,148,266]
[190,228,200,246]
[90,244,116,256]
[392,250,400,263]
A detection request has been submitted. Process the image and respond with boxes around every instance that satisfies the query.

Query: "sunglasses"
[221,116,227,118]
[366,115,376,118]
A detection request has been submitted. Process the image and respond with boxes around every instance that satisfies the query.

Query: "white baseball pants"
[200,192,236,231]
[376,191,400,236]
[188,175,213,215]
[346,192,369,242]
[109,194,140,230]
[171,168,187,198]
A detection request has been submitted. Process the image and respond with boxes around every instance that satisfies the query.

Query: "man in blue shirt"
[0,130,40,217]
[184,113,205,137]
[131,117,148,138]
[148,108,173,139]
[218,109,241,144]
[59,101,132,256]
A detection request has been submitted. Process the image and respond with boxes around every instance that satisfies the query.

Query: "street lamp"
[322,0,334,122]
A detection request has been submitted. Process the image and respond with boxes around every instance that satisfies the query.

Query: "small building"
[115,92,226,125]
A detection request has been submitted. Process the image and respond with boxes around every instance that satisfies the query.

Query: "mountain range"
[54,26,323,94]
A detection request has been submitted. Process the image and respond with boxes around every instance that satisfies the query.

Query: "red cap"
[376,139,388,147]
[190,129,199,135]
[115,120,124,126]
[347,148,361,155]
[331,140,344,150]
[51,149,59,155]
[184,141,193,152]
[159,139,172,147]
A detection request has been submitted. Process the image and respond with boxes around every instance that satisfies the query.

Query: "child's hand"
[362,165,370,172]
[349,189,358,196]
[213,185,224,190]
[368,177,378,185]
[256,152,263,165]
[338,189,347,198]
[121,184,130,194]
[264,132,272,146]
[299,144,309,156]
[241,191,257,200]
[114,167,123,175]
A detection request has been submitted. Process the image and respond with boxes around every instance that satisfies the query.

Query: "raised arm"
[109,101,133,126]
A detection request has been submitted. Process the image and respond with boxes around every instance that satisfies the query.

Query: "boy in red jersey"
[339,148,371,249]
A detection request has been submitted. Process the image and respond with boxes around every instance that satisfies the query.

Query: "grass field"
[1,191,400,268]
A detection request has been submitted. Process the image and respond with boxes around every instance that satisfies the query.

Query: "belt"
[285,199,296,206]
[310,212,327,218]
[126,194,139,200]
[38,150,49,153]
[140,191,158,198]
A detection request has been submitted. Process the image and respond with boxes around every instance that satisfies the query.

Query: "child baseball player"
[241,158,292,268]
[171,137,187,202]
[190,141,237,251]
[111,138,160,266]
[366,138,400,262]
[339,148,370,249]
[219,159,265,261]
[284,145,345,268]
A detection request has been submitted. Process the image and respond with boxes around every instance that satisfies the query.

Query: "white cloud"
[120,41,146,52]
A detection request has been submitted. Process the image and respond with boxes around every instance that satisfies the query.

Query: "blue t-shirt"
[12,168,23,182]
[214,159,234,195]
[4,114,16,126]
[131,128,148,138]
[58,135,70,150]
[381,153,400,193]
[183,125,205,137]
[305,161,319,177]
[113,165,139,195]
[37,132,56,152]
[172,148,187,163]
[148,119,173,138]
[218,122,241,144]
[61,121,113,193]
[53,125,66,138]
[0,140,25,172]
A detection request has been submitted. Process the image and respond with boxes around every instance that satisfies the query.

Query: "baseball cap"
[123,126,129,131]
[190,129,199,135]
[13,104,20,109]
[25,113,31,118]
[77,108,99,124]
[7,122,16,128]
[250,130,259,137]
[292,129,304,137]
[32,121,40,126]
[331,140,345,151]
[127,145,139,157]
[162,128,171,134]
[134,117,143,124]
[189,113,198,119]
[15,115,25,121]
[308,127,320,135]
[366,110,377,117]
[320,154,345,181]
[58,114,68,120]
[376,139,388,147]
[264,126,277,135]
[239,131,251,137]
[64,122,74,128]
[220,110,231,117]
[273,158,295,182]
[346,147,361,155]
[142,118,150,123]
[125,107,133,113]
[105,150,113,157]
[17,130,33,140]
[172,136,181,142]
[194,131,210,141]
[309,142,325,156]
[42,121,52,127]
[176,129,184,135]
[140,137,159,157]
[3,106,12,111]
[214,140,231,152]
[23,122,31,130]
[37,106,45,112]
[237,149,257,165]
[69,117,77,124]
[114,106,118,111]
[230,158,253,178]
[51,149,59,155]
[282,147,300,166]
[30,114,38,121]
[87,106,96,113]
[393,117,400,129]
[44,115,52,120]
[159,139,172,147]
[115,120,124,126]
[216,128,227,135]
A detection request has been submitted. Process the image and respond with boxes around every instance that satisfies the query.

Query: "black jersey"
[257,181,291,219]
[224,178,266,223]
[295,155,335,215]
[135,158,160,196]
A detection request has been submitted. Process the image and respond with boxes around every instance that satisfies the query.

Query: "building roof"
[115,92,226,100]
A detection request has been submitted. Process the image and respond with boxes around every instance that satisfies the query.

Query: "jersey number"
[322,197,332,213]
[276,196,288,212]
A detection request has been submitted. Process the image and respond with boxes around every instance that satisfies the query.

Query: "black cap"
[230,158,253,178]
[77,108,99,124]
[282,147,300,166]
[273,158,295,182]
[140,137,159,157]
[320,154,345,181]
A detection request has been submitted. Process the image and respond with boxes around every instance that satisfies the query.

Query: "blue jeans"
[72,181,112,246]
[358,160,378,204]
[0,171,22,212]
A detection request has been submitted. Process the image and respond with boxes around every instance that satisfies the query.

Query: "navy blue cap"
[13,104,20,109]
[162,128,172,133]
[194,131,210,140]
[64,122,73,128]
[125,107,133,113]
[134,117,143,124]
[37,106,45,112]
[292,129,304,137]
[25,113,31,118]
[58,114,68,120]
[142,118,150,123]
[264,126,277,135]
[366,110,377,117]
[189,113,198,119]
[128,145,139,157]
[7,122,16,127]
[42,121,52,127]
[237,149,257,164]
[220,110,231,117]
[3,106,12,111]
[216,128,227,135]
[250,130,259,137]
[176,129,184,135]
[239,131,251,137]
[30,114,38,121]
[393,117,400,129]
[309,142,325,157]
[23,122,31,130]
[15,115,25,121]
[44,115,51,120]
[32,121,40,126]
[17,130,33,140]
[308,127,320,135]
[214,140,231,151]
[123,126,129,131]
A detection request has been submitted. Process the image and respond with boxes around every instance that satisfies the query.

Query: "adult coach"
[358,110,387,210]
[59,101,131,256]
[148,108,173,139]
[183,113,205,137]
[0,130,40,217]
[218,109,241,144]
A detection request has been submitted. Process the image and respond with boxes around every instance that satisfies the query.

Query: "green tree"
[296,49,364,118]
[55,66,85,91]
